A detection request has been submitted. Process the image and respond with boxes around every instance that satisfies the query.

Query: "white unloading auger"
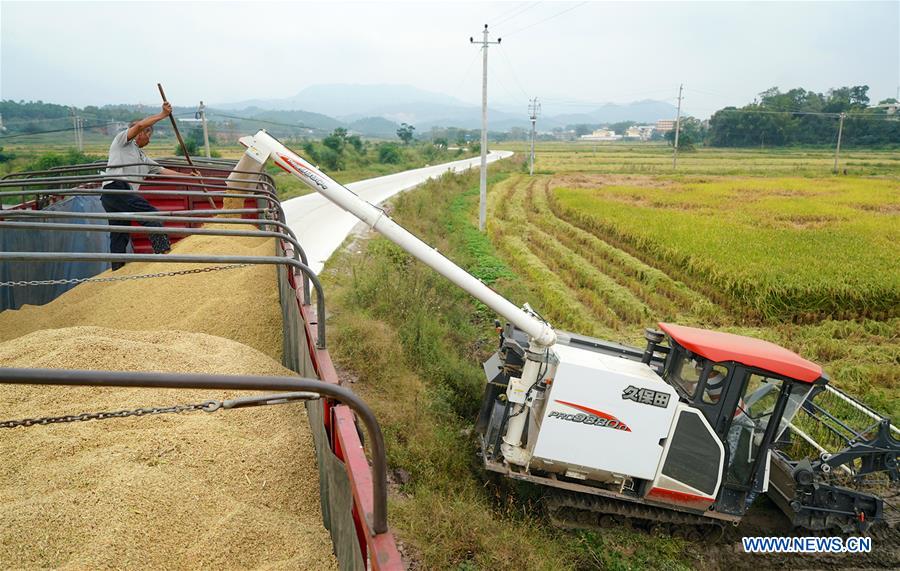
[239,130,555,464]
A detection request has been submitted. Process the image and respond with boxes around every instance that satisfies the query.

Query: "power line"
[0,112,208,140]
[504,1,588,37]
[0,124,109,140]
[456,47,483,88]
[492,67,529,109]
[197,113,316,130]
[492,1,542,28]
[497,44,530,100]
[487,1,531,24]
[713,108,896,120]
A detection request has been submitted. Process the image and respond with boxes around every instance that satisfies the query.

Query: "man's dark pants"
[101,180,171,270]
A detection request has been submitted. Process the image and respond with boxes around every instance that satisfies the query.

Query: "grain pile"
[0,228,337,569]
[0,224,283,359]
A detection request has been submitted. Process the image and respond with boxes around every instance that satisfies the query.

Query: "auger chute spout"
[239,130,557,349]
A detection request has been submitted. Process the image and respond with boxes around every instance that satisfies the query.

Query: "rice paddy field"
[323,145,898,569]
[488,143,899,420]
[507,141,900,177]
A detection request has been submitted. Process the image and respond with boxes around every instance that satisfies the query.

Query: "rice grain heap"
[0,226,336,569]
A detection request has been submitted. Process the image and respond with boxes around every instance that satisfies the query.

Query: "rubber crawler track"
[545,491,725,540]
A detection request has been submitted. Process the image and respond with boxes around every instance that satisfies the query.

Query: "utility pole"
[71,108,78,150]
[833,112,845,174]
[528,97,540,176]
[199,101,211,158]
[77,116,84,151]
[70,108,83,152]
[672,84,683,169]
[470,24,501,232]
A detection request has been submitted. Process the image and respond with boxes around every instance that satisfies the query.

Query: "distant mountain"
[218,84,470,119]
[215,107,343,131]
[346,116,400,138]
[552,100,677,126]
[214,85,679,136]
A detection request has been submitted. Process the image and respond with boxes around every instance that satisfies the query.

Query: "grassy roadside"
[320,159,694,569]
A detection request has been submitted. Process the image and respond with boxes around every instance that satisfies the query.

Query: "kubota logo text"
[278,154,328,190]
[549,400,631,432]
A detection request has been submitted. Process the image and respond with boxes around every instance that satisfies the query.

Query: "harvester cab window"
[669,355,704,398]
[726,374,785,486]
[701,365,729,404]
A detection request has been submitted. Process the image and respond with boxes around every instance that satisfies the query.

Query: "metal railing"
[0,212,311,302]
[0,163,278,213]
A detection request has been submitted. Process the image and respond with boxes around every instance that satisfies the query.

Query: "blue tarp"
[0,196,111,311]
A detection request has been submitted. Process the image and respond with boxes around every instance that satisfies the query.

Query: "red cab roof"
[658,323,823,383]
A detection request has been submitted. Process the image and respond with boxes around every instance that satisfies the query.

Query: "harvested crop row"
[547,177,899,322]
[490,175,720,331]
[526,225,649,327]
[493,234,615,340]
[526,177,720,322]
[491,176,651,331]
[0,227,336,569]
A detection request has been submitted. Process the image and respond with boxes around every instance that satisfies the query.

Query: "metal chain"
[0,264,250,288]
[0,401,218,429]
[0,392,318,429]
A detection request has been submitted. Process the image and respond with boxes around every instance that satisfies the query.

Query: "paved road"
[282,151,513,273]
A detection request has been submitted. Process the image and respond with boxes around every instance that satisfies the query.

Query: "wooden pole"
[833,112,845,174]
[157,83,216,208]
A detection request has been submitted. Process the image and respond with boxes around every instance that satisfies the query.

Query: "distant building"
[580,128,621,141]
[655,120,676,133]
[871,102,899,115]
[553,128,577,141]
[105,121,129,136]
[624,125,656,141]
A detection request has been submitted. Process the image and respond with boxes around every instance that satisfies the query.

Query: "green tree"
[377,143,402,164]
[397,123,416,145]
[573,124,594,137]
[664,116,704,151]
[175,138,199,157]
[346,134,364,153]
[322,132,345,153]
[318,147,344,170]
[609,120,636,135]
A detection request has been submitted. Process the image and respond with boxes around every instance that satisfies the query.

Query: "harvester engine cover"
[529,343,678,484]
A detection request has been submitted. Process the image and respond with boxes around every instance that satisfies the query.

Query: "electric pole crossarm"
[470,24,501,232]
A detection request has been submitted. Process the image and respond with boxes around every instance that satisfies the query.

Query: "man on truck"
[102,102,198,270]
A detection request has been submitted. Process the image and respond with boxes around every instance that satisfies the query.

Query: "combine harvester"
[233,130,898,540]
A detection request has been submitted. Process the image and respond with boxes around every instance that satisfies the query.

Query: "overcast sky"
[1,0,897,118]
